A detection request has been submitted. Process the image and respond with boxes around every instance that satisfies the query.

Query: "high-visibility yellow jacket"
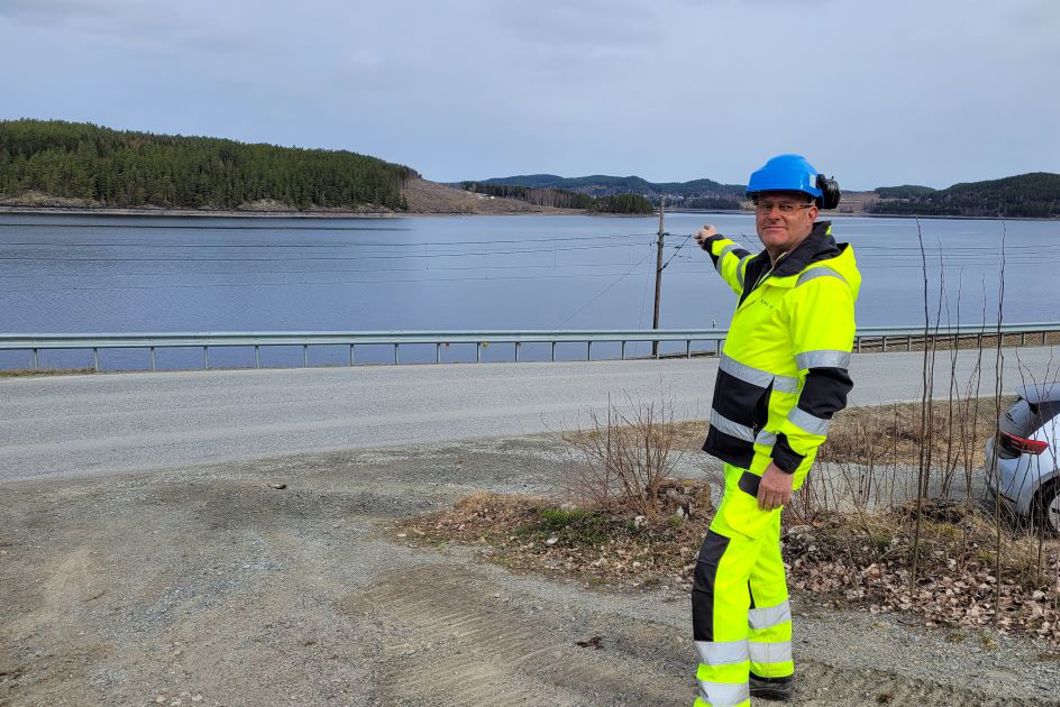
[702,221,861,486]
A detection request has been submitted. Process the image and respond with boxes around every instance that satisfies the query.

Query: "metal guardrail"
[2,322,1059,372]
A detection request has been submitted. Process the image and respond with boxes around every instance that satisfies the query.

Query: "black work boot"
[749,673,795,702]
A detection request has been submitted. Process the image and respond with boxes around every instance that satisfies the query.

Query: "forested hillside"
[459,182,594,209]
[459,181,654,213]
[869,173,1060,218]
[590,193,654,214]
[475,173,744,205]
[0,119,414,210]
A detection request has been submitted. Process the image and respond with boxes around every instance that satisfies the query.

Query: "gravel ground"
[2,435,1059,706]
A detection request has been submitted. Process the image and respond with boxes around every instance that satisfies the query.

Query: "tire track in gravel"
[792,660,1058,706]
[344,564,686,706]
[344,564,1060,706]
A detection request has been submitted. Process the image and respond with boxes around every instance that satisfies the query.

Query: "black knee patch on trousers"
[691,529,730,642]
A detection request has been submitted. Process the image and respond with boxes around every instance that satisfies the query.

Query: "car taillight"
[1000,430,1049,455]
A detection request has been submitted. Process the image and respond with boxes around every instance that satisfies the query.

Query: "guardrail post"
[906,335,912,351]
[204,346,209,370]
[1020,332,1026,346]
[856,336,862,354]
[303,345,309,367]
[1044,331,1049,346]
[476,342,481,363]
[436,343,441,364]
[686,340,691,358]
[150,346,157,372]
[32,348,39,370]
[349,344,355,366]
[515,342,520,362]
[882,336,887,353]
[93,348,100,372]
[551,342,556,362]
[254,345,260,369]
[620,341,626,360]
[394,344,399,365]
[587,341,592,361]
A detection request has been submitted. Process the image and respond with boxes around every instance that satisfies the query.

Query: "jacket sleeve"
[703,234,752,296]
[770,270,856,474]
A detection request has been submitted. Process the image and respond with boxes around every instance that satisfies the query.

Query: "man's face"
[754,192,818,256]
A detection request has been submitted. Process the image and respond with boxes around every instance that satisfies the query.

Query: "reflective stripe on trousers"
[691,463,795,705]
[694,680,750,707]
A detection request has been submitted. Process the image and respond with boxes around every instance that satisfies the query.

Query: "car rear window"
[1001,398,1060,437]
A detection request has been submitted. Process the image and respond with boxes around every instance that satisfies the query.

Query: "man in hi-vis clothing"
[690,154,860,706]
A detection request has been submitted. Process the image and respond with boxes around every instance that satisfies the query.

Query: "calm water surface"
[0,212,1055,368]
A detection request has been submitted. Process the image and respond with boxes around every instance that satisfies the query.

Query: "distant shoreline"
[0,204,1055,222]
[0,205,400,219]
[0,204,624,219]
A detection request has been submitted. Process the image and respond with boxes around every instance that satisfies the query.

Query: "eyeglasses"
[754,200,814,215]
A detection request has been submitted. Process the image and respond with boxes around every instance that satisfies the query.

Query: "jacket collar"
[770,220,840,278]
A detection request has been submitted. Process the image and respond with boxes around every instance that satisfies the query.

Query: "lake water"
[0,212,1055,369]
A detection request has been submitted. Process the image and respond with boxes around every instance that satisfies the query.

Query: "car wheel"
[1033,480,1060,535]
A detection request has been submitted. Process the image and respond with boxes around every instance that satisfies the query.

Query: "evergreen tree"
[0,119,415,211]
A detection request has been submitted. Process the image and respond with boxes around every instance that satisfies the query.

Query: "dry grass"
[0,368,95,378]
[398,486,712,590]
[853,331,1060,353]
[820,397,1014,467]
[666,396,1014,470]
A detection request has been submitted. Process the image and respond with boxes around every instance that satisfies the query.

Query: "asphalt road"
[2,347,1058,483]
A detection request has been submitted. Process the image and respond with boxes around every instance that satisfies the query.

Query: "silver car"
[985,383,1060,533]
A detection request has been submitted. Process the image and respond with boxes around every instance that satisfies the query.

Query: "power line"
[555,248,656,327]
[0,259,667,280]
[0,231,658,248]
[0,241,652,262]
[0,259,664,295]
[661,232,696,271]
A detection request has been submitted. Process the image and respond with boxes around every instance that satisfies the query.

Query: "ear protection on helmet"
[815,174,841,210]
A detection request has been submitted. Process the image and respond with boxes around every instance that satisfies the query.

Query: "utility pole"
[652,197,665,358]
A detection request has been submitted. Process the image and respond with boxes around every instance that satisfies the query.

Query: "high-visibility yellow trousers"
[691,463,795,707]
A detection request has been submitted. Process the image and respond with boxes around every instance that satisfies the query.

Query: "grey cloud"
[1005,0,1060,26]
[492,0,663,49]
[0,0,250,55]
[0,0,118,22]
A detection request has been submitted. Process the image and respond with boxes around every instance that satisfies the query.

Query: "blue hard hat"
[746,154,822,199]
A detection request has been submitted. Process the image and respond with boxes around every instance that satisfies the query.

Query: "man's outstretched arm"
[695,225,752,296]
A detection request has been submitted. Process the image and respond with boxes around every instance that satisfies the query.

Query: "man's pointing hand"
[694,225,718,250]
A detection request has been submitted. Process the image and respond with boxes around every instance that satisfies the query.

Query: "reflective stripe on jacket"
[701,221,861,482]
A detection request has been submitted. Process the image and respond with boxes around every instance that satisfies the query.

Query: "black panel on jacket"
[702,427,755,469]
[770,432,805,474]
[798,368,853,418]
[710,369,771,429]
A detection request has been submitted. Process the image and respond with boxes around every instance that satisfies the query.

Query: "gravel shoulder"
[2,436,1059,707]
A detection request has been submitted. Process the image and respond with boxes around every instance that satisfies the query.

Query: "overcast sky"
[1,0,1057,190]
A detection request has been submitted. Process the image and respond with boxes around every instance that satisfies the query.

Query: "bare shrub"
[562,394,700,518]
